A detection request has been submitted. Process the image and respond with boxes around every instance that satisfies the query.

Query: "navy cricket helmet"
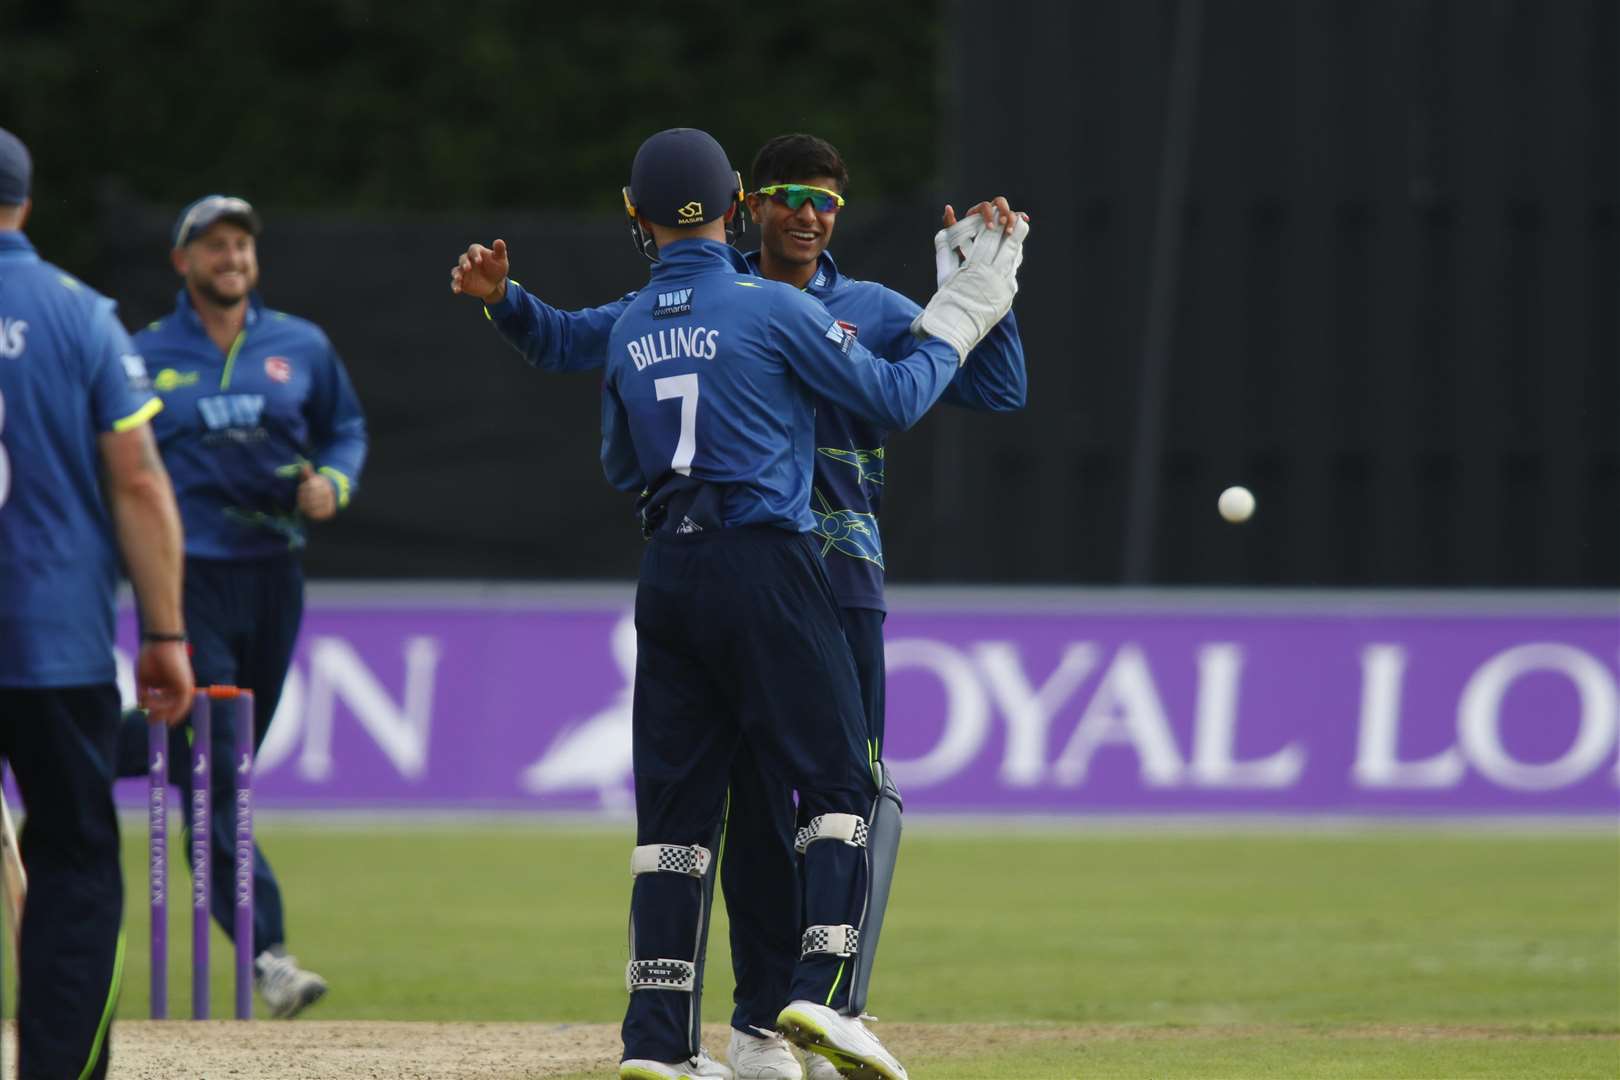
[622,128,746,260]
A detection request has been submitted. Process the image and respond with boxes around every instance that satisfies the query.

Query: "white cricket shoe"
[620,1048,734,1080]
[776,1001,908,1080]
[254,949,328,1019]
[804,1054,843,1080]
[728,1027,803,1079]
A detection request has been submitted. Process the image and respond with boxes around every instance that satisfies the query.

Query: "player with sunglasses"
[452,133,1026,1080]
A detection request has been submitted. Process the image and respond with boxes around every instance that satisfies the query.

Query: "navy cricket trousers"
[623,527,878,1065]
[721,606,885,1034]
[115,553,303,956]
[0,684,123,1080]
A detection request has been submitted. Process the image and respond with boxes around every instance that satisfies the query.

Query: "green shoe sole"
[620,1066,700,1080]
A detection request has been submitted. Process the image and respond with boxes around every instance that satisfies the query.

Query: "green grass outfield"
[23,821,1620,1076]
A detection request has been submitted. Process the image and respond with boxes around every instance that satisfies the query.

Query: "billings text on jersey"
[627,326,720,371]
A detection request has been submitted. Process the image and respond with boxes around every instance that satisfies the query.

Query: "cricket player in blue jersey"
[108,194,369,1018]
[492,127,1017,1080]
[0,128,194,1079]
[453,133,1026,1080]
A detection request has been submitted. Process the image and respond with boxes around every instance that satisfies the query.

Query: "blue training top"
[601,240,963,533]
[0,231,163,686]
[135,290,368,559]
[485,247,1025,609]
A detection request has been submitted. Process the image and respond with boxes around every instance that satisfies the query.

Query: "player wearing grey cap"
[109,191,369,1019]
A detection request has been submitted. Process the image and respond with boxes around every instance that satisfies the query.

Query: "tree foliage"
[2,0,940,269]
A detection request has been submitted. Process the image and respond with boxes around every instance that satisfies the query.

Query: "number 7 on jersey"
[654,374,699,476]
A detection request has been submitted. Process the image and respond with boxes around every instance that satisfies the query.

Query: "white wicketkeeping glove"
[933,215,987,288]
[994,209,1028,279]
[913,213,1030,364]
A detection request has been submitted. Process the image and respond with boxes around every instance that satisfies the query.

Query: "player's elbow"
[887,408,926,433]
[878,383,940,432]
[601,458,644,493]
[988,380,1028,412]
[106,463,178,520]
[529,349,568,373]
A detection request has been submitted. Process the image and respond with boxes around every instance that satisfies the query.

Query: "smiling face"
[172,220,258,308]
[747,175,842,287]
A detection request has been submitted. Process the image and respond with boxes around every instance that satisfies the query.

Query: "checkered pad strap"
[630,843,712,878]
[794,813,869,855]
[801,924,860,959]
[626,958,697,993]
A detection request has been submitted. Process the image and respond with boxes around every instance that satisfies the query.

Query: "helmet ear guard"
[624,185,658,262]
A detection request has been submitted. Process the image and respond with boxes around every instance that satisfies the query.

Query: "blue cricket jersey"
[135,290,368,559]
[486,247,1025,609]
[600,240,963,533]
[0,231,163,686]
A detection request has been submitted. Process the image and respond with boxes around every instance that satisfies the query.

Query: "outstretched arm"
[771,288,961,432]
[779,212,1026,429]
[452,238,630,374]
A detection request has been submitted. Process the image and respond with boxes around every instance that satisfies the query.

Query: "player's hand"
[947,198,1030,284]
[951,197,1029,235]
[451,240,510,306]
[138,642,195,727]
[297,463,338,521]
[916,212,1028,363]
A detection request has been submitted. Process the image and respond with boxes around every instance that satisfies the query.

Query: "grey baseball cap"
[172,194,261,247]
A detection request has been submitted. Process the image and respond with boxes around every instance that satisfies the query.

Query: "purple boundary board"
[109,585,1620,816]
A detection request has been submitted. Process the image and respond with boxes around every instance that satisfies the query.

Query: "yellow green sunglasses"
[755,184,846,213]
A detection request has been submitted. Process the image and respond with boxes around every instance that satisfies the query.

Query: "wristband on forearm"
[140,631,188,643]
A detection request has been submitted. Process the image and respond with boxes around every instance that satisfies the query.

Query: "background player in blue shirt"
[109,194,369,1018]
[0,127,193,1080]
[453,134,1026,1080]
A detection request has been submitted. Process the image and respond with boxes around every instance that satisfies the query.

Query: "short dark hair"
[750,134,849,194]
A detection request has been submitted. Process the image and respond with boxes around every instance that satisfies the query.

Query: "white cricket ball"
[1218,485,1256,523]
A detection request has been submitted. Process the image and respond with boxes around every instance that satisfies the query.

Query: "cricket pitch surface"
[9,1020,1617,1079]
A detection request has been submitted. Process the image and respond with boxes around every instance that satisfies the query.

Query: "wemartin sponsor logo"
[197,394,268,442]
[652,288,694,319]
